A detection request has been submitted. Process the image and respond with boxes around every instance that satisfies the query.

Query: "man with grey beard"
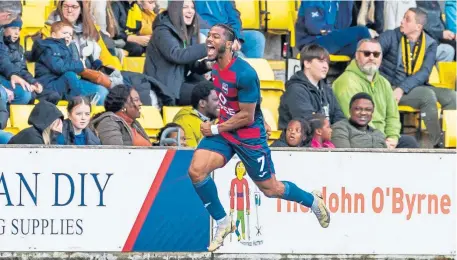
[332,38,419,148]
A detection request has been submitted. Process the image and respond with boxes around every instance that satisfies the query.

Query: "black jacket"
[111,1,131,42]
[60,119,101,145]
[378,28,437,94]
[30,37,84,90]
[278,71,345,130]
[0,28,20,80]
[416,1,446,42]
[144,11,208,104]
[3,35,37,85]
[8,100,64,144]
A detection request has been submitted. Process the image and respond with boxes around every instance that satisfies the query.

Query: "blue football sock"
[281,181,314,208]
[193,175,227,221]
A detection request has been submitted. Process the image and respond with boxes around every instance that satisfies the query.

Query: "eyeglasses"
[62,4,80,11]
[358,50,381,58]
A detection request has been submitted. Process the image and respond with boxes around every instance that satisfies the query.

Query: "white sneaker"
[208,217,235,252]
[311,190,330,228]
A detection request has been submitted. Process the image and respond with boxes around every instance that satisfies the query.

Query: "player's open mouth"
[207,44,216,55]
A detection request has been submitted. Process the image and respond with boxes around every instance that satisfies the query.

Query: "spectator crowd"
[0,0,455,149]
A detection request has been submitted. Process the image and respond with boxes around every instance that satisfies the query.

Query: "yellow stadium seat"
[261,107,281,143]
[260,80,285,123]
[57,106,67,119]
[243,58,275,81]
[91,106,105,117]
[438,62,456,90]
[9,105,35,132]
[27,62,35,77]
[442,110,456,148]
[235,0,261,30]
[296,53,351,63]
[162,106,191,124]
[137,106,164,138]
[122,57,145,73]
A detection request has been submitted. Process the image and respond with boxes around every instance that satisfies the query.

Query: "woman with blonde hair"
[8,101,64,144]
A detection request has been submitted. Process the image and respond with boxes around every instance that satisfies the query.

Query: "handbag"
[79,69,112,88]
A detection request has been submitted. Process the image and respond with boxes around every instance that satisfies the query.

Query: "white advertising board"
[213,151,456,255]
[0,148,166,251]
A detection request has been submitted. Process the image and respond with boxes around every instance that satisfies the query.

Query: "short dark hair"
[408,7,427,26]
[289,118,311,138]
[191,81,215,109]
[67,96,91,113]
[349,92,375,109]
[309,113,327,134]
[104,84,133,113]
[300,44,330,66]
[213,23,236,41]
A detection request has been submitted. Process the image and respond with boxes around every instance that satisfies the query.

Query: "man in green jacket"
[333,38,419,148]
[173,81,219,147]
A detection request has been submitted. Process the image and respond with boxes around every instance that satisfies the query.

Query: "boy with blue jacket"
[30,21,108,105]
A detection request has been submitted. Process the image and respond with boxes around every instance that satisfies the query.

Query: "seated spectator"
[309,114,335,148]
[144,0,210,105]
[0,130,12,144]
[173,81,219,147]
[378,8,457,148]
[30,21,108,105]
[331,93,388,148]
[112,0,150,57]
[41,0,122,70]
[416,1,455,62]
[196,0,266,58]
[295,1,375,56]
[271,119,310,148]
[278,44,345,130]
[57,96,101,145]
[445,1,456,34]
[156,122,187,147]
[8,100,64,144]
[123,0,160,56]
[333,38,419,148]
[2,18,46,101]
[91,84,151,146]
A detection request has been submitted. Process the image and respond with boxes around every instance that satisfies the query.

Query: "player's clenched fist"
[201,121,214,136]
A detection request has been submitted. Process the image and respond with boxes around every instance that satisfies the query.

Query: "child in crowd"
[30,21,108,105]
[57,96,101,145]
[272,119,310,147]
[125,0,160,56]
[310,114,335,148]
[2,17,46,100]
[156,122,187,147]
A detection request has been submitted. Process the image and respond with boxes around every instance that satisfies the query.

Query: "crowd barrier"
[0,146,455,258]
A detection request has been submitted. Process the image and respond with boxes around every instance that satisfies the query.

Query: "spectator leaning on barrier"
[173,81,219,147]
[331,92,388,149]
[156,122,187,147]
[271,119,310,148]
[57,96,101,145]
[333,38,419,149]
[309,113,335,149]
[196,0,266,58]
[144,0,211,106]
[278,44,345,130]
[378,8,457,148]
[295,0,375,56]
[8,100,64,145]
[91,84,151,146]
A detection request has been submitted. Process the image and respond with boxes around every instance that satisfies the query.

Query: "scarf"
[401,32,426,76]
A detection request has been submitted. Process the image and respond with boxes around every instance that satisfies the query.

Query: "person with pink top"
[309,113,335,148]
